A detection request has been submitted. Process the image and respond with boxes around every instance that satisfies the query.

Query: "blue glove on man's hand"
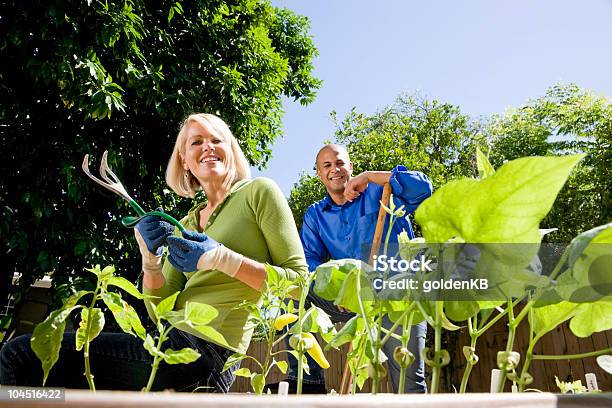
[134,207,174,255]
[167,230,242,276]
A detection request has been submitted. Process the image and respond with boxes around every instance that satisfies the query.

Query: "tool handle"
[369,183,392,262]
[121,211,186,232]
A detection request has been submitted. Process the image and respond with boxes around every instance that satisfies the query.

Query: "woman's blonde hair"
[166,113,251,198]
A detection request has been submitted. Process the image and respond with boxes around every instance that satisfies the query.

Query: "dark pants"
[287,290,427,393]
[0,328,237,392]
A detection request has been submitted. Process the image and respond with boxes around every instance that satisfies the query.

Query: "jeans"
[287,291,427,393]
[0,327,237,392]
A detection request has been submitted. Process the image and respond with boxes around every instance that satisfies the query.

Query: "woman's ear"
[179,153,189,171]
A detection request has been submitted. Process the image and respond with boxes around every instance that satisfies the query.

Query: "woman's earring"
[184,171,190,181]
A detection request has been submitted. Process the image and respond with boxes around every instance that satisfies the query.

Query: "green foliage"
[289,93,486,227]
[0,0,321,313]
[312,149,612,394]
[223,264,324,395]
[31,264,146,387]
[416,154,584,244]
[486,83,612,242]
[30,307,79,385]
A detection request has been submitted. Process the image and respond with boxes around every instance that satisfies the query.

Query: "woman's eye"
[191,140,202,146]
[212,139,221,144]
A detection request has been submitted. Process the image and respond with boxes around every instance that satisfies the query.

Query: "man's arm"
[345,166,432,212]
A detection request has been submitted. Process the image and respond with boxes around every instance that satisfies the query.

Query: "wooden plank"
[6,389,612,408]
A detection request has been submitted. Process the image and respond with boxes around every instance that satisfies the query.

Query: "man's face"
[316,146,353,194]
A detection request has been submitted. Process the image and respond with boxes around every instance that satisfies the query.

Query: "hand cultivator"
[82,150,185,231]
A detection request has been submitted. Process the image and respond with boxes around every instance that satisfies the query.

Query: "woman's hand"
[167,230,243,276]
[134,209,175,256]
[134,210,174,290]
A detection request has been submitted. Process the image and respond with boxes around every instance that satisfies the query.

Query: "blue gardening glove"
[167,230,243,276]
[454,244,481,279]
[134,207,174,255]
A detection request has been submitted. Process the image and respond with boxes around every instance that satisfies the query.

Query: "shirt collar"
[322,193,355,211]
[188,178,253,217]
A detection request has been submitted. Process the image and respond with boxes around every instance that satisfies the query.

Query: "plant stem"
[272,331,289,347]
[475,307,507,337]
[83,284,101,391]
[144,327,169,392]
[295,273,314,395]
[260,313,278,395]
[532,347,612,361]
[397,312,413,394]
[379,303,416,347]
[459,317,478,394]
[497,299,517,393]
[430,302,443,394]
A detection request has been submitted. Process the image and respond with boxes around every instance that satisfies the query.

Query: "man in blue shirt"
[284,144,432,393]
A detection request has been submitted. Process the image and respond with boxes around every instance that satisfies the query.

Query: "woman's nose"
[201,141,215,153]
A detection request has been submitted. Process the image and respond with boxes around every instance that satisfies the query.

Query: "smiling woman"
[0,114,308,393]
[167,114,252,198]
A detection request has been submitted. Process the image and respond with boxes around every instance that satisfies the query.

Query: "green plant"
[222,265,334,395]
[31,264,225,392]
[312,150,612,394]
[143,291,226,392]
[222,265,300,395]
[555,376,588,394]
[31,265,148,389]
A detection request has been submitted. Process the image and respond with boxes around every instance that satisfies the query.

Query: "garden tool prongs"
[82,150,185,230]
[82,150,134,203]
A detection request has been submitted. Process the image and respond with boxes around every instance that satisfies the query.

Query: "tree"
[486,83,612,242]
[288,94,485,228]
[0,0,321,324]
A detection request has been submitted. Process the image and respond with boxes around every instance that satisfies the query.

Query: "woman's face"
[182,120,230,183]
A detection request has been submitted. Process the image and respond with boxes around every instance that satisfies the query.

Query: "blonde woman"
[0,114,307,392]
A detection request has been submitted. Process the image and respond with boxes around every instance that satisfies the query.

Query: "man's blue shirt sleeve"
[300,207,329,272]
[388,165,433,213]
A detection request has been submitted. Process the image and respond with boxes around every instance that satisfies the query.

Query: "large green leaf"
[444,300,479,323]
[314,259,361,301]
[336,269,375,314]
[106,276,145,299]
[154,291,180,320]
[415,154,584,243]
[75,307,105,351]
[63,290,93,308]
[251,373,265,395]
[555,223,612,302]
[300,305,336,342]
[234,367,252,377]
[325,315,361,350]
[31,306,79,385]
[191,325,229,348]
[143,334,163,358]
[222,353,249,372]
[162,348,201,364]
[532,301,580,338]
[569,301,612,337]
[101,292,146,339]
[184,302,218,326]
[275,359,288,374]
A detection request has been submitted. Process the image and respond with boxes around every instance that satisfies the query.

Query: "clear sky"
[253,0,612,194]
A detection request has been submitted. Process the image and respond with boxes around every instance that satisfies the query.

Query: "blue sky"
[253,0,612,194]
